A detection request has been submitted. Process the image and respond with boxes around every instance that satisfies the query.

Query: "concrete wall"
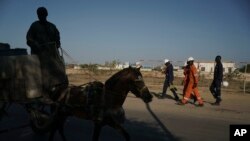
[194,62,236,73]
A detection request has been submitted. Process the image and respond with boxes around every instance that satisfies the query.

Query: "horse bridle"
[134,77,148,94]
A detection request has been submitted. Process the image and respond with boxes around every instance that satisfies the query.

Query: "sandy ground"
[124,92,250,141]
[1,70,249,141]
[67,70,250,141]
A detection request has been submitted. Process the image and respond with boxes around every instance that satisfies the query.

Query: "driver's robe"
[26,21,68,93]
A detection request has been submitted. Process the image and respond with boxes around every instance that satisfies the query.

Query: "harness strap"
[65,88,71,104]
[57,87,70,103]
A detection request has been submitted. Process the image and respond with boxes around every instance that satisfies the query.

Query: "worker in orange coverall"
[183,60,197,103]
[178,57,203,106]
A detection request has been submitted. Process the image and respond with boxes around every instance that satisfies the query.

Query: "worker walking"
[135,61,142,69]
[183,60,197,103]
[210,55,223,105]
[178,57,203,106]
[160,59,179,101]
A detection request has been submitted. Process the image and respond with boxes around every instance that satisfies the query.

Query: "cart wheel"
[29,103,58,134]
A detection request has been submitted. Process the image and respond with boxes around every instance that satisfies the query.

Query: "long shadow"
[151,92,176,100]
[151,91,214,106]
[145,103,180,141]
[1,103,180,141]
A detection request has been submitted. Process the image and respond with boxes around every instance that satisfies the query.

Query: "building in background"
[194,61,236,73]
[115,62,130,69]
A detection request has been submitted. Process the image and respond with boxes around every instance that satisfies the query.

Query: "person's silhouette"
[26,7,68,102]
[27,7,61,54]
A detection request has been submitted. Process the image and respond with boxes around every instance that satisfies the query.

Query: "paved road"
[1,92,250,141]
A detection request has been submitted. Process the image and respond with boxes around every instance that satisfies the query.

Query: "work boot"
[211,99,221,106]
[174,96,180,101]
[197,103,204,107]
[211,102,219,106]
[159,95,167,99]
[177,101,185,105]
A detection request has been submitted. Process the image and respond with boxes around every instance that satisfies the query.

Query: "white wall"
[194,62,236,73]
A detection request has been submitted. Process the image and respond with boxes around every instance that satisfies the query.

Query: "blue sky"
[0,0,250,65]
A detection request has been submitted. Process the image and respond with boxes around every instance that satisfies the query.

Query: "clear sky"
[1,0,250,65]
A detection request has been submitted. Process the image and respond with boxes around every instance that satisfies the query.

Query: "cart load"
[0,43,43,102]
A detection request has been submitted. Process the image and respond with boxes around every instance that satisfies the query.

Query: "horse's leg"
[58,117,67,141]
[49,127,57,141]
[108,118,130,141]
[48,119,66,141]
[92,122,104,141]
[48,108,68,141]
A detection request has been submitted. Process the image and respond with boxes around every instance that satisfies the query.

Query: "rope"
[61,48,78,64]
[61,48,99,81]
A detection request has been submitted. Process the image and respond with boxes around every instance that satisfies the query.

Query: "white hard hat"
[135,61,142,68]
[187,57,194,62]
[164,59,170,63]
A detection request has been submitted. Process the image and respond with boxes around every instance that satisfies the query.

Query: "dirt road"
[66,70,250,141]
[124,89,250,141]
[3,70,249,141]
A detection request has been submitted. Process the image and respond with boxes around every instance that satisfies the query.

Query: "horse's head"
[128,67,153,103]
[105,67,153,104]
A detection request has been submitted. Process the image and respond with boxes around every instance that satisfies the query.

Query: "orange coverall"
[182,64,203,104]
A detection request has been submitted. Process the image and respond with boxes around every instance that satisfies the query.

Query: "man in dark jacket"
[160,59,179,101]
[27,7,61,55]
[26,7,68,102]
[210,55,223,105]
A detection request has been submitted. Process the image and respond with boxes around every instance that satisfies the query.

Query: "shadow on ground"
[0,104,180,141]
[150,91,213,107]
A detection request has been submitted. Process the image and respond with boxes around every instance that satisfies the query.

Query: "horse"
[46,66,153,141]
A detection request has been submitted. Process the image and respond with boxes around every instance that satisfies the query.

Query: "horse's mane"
[105,67,133,89]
